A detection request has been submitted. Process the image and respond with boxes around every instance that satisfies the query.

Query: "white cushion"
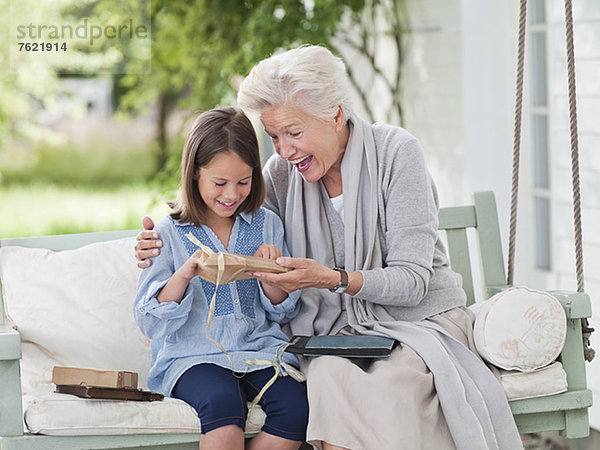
[0,238,266,435]
[24,391,265,436]
[472,286,567,372]
[0,238,151,395]
[499,361,568,401]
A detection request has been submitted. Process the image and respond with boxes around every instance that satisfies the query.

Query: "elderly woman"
[136,45,521,450]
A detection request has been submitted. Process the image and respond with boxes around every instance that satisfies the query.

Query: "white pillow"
[473,286,567,372]
[0,238,151,395]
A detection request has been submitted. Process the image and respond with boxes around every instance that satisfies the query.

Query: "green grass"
[0,184,172,238]
[1,142,156,187]
[0,136,179,237]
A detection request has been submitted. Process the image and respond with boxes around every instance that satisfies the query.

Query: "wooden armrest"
[546,291,591,391]
[0,326,21,361]
[485,288,590,320]
[0,326,24,436]
[548,291,592,319]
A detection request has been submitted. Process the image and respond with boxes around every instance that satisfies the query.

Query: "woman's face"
[260,104,348,183]
[196,151,253,224]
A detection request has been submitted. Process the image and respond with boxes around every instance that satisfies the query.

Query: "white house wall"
[547,0,600,430]
[401,0,600,430]
[401,0,467,208]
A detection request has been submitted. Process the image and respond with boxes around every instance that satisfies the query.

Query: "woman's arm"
[252,135,439,306]
[251,257,363,295]
[354,136,439,306]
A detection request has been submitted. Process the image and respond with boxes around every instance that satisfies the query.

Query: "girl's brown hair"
[169,107,265,225]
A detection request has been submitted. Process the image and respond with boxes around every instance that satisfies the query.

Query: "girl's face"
[260,103,348,183]
[196,151,253,224]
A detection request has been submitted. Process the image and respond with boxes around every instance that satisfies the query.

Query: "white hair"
[237,45,354,122]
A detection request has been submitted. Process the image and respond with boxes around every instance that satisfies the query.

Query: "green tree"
[116,0,369,176]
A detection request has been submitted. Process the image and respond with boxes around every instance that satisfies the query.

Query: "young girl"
[134,107,308,449]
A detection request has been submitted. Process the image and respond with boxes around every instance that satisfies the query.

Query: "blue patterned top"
[134,208,301,396]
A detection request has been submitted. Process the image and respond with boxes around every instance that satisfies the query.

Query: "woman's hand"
[251,257,342,294]
[135,216,163,269]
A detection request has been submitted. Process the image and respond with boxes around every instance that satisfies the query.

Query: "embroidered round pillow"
[473,286,567,372]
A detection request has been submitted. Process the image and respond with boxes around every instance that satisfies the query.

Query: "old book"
[55,384,163,401]
[52,366,138,389]
[285,335,396,358]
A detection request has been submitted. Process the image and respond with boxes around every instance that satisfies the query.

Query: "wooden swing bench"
[0,191,593,449]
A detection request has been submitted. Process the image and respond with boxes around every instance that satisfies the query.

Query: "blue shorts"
[172,364,308,441]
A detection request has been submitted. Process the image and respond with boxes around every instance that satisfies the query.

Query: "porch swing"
[0,0,595,448]
[439,0,594,438]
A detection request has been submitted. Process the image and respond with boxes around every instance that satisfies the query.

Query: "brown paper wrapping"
[196,251,291,285]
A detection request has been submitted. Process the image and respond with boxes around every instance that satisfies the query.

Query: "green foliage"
[126,0,365,112]
[58,0,152,75]
[2,0,408,195]
[332,0,409,125]
[0,0,64,148]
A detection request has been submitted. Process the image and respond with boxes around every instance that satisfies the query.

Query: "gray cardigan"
[262,121,466,327]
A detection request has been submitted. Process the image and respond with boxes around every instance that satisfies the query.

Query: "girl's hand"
[253,244,287,305]
[177,249,204,281]
[135,216,163,269]
[253,244,283,260]
[157,249,203,304]
[250,257,341,294]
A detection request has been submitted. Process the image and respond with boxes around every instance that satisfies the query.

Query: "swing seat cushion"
[473,286,567,372]
[23,391,265,436]
[25,393,202,435]
[0,235,574,437]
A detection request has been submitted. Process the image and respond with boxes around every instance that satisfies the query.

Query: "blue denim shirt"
[134,208,301,396]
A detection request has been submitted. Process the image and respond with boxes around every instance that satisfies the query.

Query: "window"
[529,0,551,270]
